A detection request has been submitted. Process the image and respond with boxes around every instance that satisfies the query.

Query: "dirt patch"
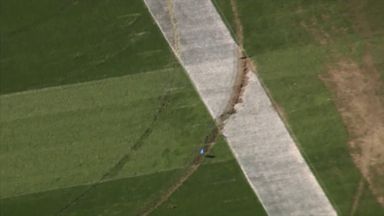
[347,0,384,208]
[301,5,384,209]
[321,57,384,207]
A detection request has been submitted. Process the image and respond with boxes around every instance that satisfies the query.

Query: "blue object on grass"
[199,147,205,155]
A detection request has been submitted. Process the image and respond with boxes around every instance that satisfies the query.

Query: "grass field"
[0,0,266,215]
[361,0,384,78]
[0,140,266,216]
[214,0,384,215]
[0,0,175,94]
[1,169,183,216]
[0,69,213,198]
[151,161,266,216]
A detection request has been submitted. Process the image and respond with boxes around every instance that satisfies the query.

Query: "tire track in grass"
[53,0,183,212]
[350,177,366,216]
[53,73,176,216]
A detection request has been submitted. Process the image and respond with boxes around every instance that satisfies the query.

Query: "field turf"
[0,0,175,94]
[0,69,214,198]
[214,0,384,215]
[0,0,266,215]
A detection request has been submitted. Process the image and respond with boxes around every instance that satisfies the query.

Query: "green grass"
[152,141,266,216]
[362,0,384,34]
[0,140,266,216]
[152,161,266,216]
[0,168,183,216]
[358,0,384,78]
[0,0,175,94]
[0,0,266,215]
[0,68,214,198]
[214,0,384,215]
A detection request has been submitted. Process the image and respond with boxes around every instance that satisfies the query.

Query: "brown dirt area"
[301,1,384,212]
[321,57,384,206]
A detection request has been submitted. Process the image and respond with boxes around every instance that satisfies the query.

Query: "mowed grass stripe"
[1,151,261,216]
[151,160,267,216]
[0,0,175,94]
[1,165,184,216]
[0,67,216,199]
[0,68,180,122]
